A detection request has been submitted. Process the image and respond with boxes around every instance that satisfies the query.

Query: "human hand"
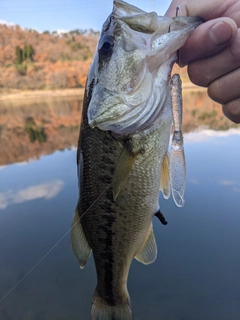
[166,0,240,123]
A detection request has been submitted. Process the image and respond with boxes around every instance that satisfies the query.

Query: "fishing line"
[0,183,110,303]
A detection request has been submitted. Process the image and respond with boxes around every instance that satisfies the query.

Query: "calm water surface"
[0,94,240,320]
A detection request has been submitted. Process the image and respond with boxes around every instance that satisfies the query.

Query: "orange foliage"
[0,24,98,90]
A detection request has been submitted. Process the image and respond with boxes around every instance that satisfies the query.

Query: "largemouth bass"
[71,1,202,319]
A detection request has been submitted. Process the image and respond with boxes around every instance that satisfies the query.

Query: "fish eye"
[102,42,112,50]
[98,35,114,60]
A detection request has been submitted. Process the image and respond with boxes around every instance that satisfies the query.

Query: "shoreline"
[0,83,205,103]
[0,88,85,102]
[182,82,206,91]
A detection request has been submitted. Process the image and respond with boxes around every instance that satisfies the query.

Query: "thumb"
[178,17,237,66]
[165,0,230,20]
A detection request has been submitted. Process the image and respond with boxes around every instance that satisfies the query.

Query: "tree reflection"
[0,97,82,165]
[0,91,237,166]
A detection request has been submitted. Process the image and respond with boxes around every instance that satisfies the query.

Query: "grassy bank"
[0,88,85,102]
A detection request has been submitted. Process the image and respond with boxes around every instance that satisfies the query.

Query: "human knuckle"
[228,30,240,63]
[227,102,240,116]
[208,79,225,104]
[188,63,208,87]
[223,101,240,123]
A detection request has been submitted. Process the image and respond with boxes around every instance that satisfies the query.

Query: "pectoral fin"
[160,152,170,199]
[134,225,157,264]
[112,146,138,201]
[70,206,91,269]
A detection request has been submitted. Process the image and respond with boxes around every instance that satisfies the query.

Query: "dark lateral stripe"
[99,213,116,306]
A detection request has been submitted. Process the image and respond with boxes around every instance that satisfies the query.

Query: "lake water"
[0,93,240,320]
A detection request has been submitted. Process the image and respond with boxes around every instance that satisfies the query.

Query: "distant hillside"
[0,24,99,90]
[0,23,194,91]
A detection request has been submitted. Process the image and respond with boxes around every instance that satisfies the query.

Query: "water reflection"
[182,89,239,132]
[0,97,82,166]
[0,180,64,210]
[0,92,240,320]
[0,90,238,166]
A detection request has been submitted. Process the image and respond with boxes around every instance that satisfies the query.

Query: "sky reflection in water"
[0,100,240,320]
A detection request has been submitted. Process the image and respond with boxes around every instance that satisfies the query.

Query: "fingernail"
[209,21,233,45]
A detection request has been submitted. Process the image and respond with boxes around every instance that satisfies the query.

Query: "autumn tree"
[23,44,34,61]
[15,45,23,64]
[0,24,99,89]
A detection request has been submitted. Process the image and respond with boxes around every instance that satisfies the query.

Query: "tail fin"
[91,289,133,320]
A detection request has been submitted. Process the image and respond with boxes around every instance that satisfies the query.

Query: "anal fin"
[70,205,91,269]
[134,224,157,265]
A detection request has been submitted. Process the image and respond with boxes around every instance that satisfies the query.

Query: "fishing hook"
[176,6,179,17]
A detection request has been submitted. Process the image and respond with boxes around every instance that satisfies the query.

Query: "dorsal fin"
[134,224,157,264]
